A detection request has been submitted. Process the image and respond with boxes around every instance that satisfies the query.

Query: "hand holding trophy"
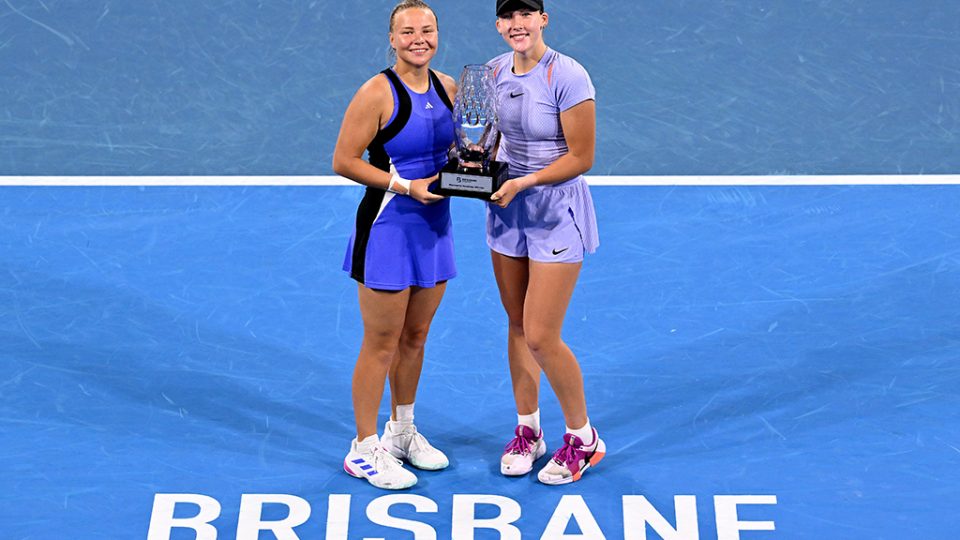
[435,64,509,199]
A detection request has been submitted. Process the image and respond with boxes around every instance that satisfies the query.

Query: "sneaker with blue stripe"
[343,437,417,490]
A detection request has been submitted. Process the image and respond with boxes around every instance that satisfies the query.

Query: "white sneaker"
[381,421,449,470]
[537,428,606,485]
[501,425,547,476]
[343,437,417,490]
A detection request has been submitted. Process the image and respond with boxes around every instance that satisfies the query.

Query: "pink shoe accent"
[503,425,542,455]
[550,428,605,483]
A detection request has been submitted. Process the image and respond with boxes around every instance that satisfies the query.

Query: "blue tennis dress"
[343,69,456,291]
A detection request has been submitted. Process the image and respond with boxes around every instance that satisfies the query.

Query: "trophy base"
[435,159,509,200]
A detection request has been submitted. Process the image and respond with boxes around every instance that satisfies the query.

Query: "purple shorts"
[486,176,600,263]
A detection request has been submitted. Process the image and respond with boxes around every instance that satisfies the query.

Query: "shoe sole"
[538,439,606,486]
[343,460,417,490]
[384,443,449,471]
[500,440,547,476]
[409,458,449,471]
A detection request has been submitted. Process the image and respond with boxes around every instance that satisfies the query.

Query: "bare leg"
[389,282,447,417]
[491,251,541,415]
[524,260,588,429]
[352,285,409,440]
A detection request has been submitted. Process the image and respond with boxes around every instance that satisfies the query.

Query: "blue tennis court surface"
[3,0,960,537]
[2,185,958,539]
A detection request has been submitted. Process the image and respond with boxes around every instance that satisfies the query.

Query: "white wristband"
[387,174,411,195]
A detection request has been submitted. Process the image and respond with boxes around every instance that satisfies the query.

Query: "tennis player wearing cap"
[485,0,606,485]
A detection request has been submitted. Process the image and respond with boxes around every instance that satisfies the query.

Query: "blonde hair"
[388,0,438,61]
[389,0,437,32]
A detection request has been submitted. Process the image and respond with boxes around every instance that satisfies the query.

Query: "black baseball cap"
[496,0,544,17]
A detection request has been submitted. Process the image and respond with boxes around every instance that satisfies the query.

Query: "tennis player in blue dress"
[332,0,456,490]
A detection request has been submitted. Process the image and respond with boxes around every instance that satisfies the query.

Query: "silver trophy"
[437,64,509,199]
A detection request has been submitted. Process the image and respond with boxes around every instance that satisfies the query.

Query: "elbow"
[578,152,594,175]
[332,154,347,177]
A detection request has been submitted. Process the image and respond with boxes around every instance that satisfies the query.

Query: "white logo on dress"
[425,102,434,110]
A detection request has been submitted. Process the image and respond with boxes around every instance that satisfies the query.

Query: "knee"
[499,296,525,331]
[523,325,561,359]
[363,328,402,365]
[399,324,431,351]
[504,307,525,335]
[507,317,525,336]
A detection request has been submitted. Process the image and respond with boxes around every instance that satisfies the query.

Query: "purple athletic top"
[487,48,596,181]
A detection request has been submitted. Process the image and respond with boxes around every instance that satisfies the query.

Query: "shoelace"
[407,428,435,454]
[394,424,436,454]
[552,435,587,469]
[504,431,536,455]
[371,445,404,472]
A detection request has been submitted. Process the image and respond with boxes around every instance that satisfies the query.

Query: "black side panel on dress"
[367,141,391,174]
[374,69,412,147]
[350,187,385,284]
[351,69,411,285]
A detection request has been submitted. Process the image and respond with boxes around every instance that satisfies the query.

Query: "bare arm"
[437,71,460,158]
[437,71,458,106]
[332,75,442,203]
[491,99,595,207]
[332,76,393,189]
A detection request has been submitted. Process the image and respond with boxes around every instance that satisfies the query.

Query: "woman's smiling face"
[496,8,548,54]
[390,7,439,68]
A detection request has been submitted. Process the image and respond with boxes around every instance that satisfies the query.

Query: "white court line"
[0,175,958,186]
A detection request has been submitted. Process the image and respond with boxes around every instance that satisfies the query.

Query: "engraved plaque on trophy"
[436,64,509,199]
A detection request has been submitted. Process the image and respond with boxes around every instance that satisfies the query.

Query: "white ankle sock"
[518,409,541,435]
[356,434,379,453]
[390,403,415,430]
[395,403,415,422]
[567,420,594,445]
